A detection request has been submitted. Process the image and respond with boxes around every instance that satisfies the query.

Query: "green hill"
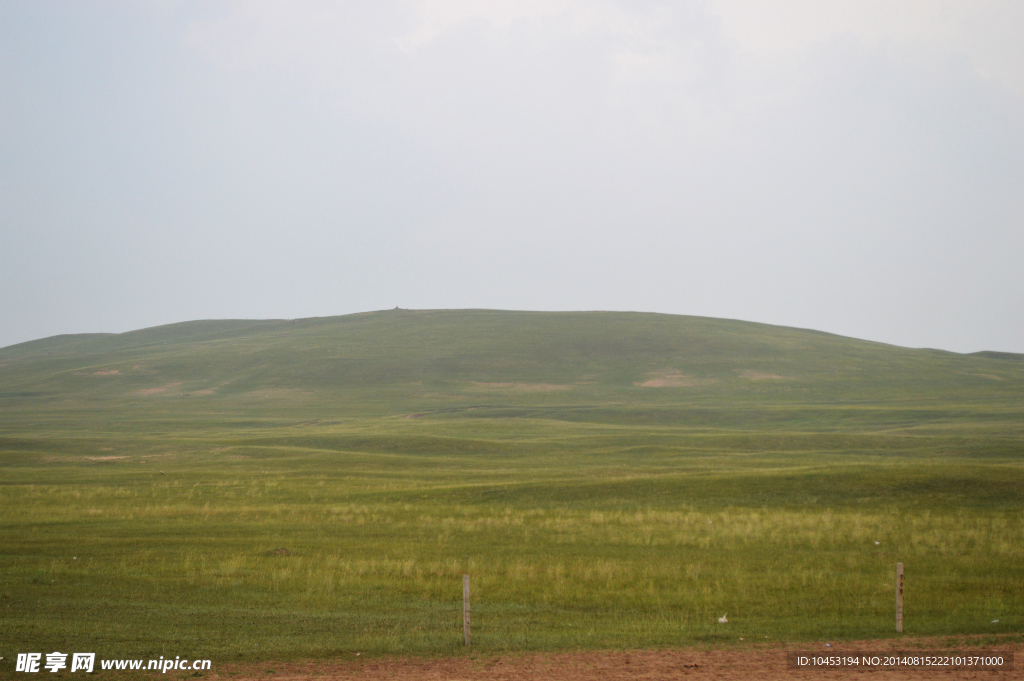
[2,309,1022,427]
[1,310,1022,659]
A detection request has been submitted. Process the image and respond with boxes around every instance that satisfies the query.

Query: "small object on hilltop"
[875,541,881,545]
[825,644,832,648]
[159,471,165,475]
[992,620,999,623]
[73,557,77,560]
[718,614,728,624]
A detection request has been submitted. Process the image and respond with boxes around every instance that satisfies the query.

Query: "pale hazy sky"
[2,1,1022,352]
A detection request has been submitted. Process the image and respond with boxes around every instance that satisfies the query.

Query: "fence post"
[896,563,904,633]
[463,574,471,646]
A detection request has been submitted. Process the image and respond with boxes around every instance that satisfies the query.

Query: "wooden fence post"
[896,563,904,633]
[463,574,471,646]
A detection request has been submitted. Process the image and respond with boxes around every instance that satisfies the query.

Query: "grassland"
[1,310,1022,664]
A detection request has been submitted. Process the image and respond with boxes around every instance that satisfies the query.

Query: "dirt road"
[214,637,1019,680]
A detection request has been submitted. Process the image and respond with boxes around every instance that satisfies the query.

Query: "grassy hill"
[1,310,1022,662]
[2,308,1022,424]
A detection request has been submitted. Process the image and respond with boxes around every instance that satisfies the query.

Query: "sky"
[1,1,1022,353]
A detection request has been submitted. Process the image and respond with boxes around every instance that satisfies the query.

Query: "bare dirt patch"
[243,388,314,399]
[211,638,1020,681]
[635,371,716,388]
[472,382,571,392]
[740,370,785,380]
[136,383,182,396]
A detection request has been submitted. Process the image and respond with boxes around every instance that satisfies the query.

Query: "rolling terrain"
[1,309,1022,662]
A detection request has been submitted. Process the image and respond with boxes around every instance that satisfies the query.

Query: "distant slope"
[1,309,1022,417]
[970,351,1024,361]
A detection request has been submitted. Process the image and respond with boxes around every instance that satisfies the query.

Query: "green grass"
[1,310,1022,665]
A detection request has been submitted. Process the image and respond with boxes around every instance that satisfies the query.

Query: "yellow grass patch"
[42,455,129,462]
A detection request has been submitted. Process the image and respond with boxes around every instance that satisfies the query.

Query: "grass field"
[1,309,1022,664]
